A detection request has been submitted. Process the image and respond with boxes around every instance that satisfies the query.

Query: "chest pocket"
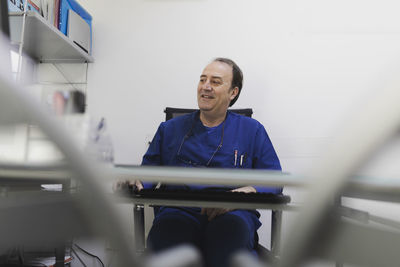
[211,144,252,169]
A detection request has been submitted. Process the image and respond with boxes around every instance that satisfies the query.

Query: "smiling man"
[140,58,281,267]
[197,59,239,127]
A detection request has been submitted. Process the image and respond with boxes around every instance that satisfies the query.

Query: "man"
[138,58,281,267]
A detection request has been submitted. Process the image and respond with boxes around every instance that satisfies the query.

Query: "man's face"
[197,61,238,115]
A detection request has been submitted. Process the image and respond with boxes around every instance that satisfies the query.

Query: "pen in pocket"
[234,150,238,166]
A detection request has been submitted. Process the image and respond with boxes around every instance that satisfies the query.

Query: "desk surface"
[113,166,400,202]
[114,195,300,211]
[2,163,400,203]
[113,194,301,211]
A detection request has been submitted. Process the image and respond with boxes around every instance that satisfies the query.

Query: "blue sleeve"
[140,123,165,189]
[252,125,282,194]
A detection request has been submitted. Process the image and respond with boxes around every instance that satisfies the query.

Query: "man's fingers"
[204,208,213,219]
[208,209,222,221]
[206,208,212,217]
[208,210,217,221]
[208,208,233,221]
[222,208,232,215]
[204,208,213,218]
[231,186,256,193]
[202,208,233,220]
[201,208,206,215]
[113,180,144,192]
[135,180,144,191]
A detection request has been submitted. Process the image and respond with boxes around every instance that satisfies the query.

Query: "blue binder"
[58,0,92,44]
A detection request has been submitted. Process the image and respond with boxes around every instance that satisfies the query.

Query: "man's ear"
[230,87,239,100]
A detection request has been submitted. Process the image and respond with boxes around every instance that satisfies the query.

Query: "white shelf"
[9,11,94,63]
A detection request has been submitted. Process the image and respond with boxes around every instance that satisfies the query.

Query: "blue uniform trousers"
[147,207,259,267]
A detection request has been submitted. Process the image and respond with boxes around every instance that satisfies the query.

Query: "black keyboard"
[130,188,291,204]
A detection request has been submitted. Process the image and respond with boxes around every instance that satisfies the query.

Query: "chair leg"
[133,204,145,255]
[271,210,282,257]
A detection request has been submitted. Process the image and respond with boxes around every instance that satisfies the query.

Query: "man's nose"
[202,80,212,90]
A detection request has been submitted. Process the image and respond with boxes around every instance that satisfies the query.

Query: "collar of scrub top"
[176,110,227,167]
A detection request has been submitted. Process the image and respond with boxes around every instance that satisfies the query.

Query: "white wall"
[83,0,400,171]
[79,0,400,260]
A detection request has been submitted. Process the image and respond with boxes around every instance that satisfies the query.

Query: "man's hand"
[112,180,143,192]
[201,207,233,221]
[135,180,144,191]
[231,186,256,193]
[201,186,256,221]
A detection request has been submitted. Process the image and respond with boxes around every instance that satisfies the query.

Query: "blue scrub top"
[141,111,282,240]
[142,110,282,193]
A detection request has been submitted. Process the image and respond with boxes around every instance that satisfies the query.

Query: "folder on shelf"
[58,0,92,52]
[67,8,90,53]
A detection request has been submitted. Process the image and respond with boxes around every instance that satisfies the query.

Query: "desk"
[112,165,400,262]
[111,166,400,230]
[112,166,303,258]
[3,163,400,266]
[112,165,400,204]
[126,197,300,211]
[4,163,400,201]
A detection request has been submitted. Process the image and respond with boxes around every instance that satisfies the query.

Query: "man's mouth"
[201,94,214,99]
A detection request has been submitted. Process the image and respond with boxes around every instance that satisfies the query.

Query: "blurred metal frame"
[277,77,400,267]
[0,44,139,266]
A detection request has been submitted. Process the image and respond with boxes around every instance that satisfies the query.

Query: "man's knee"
[203,214,254,267]
[147,212,202,252]
[206,213,251,241]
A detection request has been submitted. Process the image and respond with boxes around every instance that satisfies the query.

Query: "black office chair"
[134,107,283,262]
[164,107,253,120]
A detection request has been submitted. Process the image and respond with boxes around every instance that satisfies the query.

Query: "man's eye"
[199,78,206,83]
[211,80,222,85]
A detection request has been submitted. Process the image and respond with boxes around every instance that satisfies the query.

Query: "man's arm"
[113,124,164,192]
[252,125,282,194]
[200,186,256,220]
[139,123,165,190]
[202,125,281,220]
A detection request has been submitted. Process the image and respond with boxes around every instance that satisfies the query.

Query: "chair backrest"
[164,107,253,121]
